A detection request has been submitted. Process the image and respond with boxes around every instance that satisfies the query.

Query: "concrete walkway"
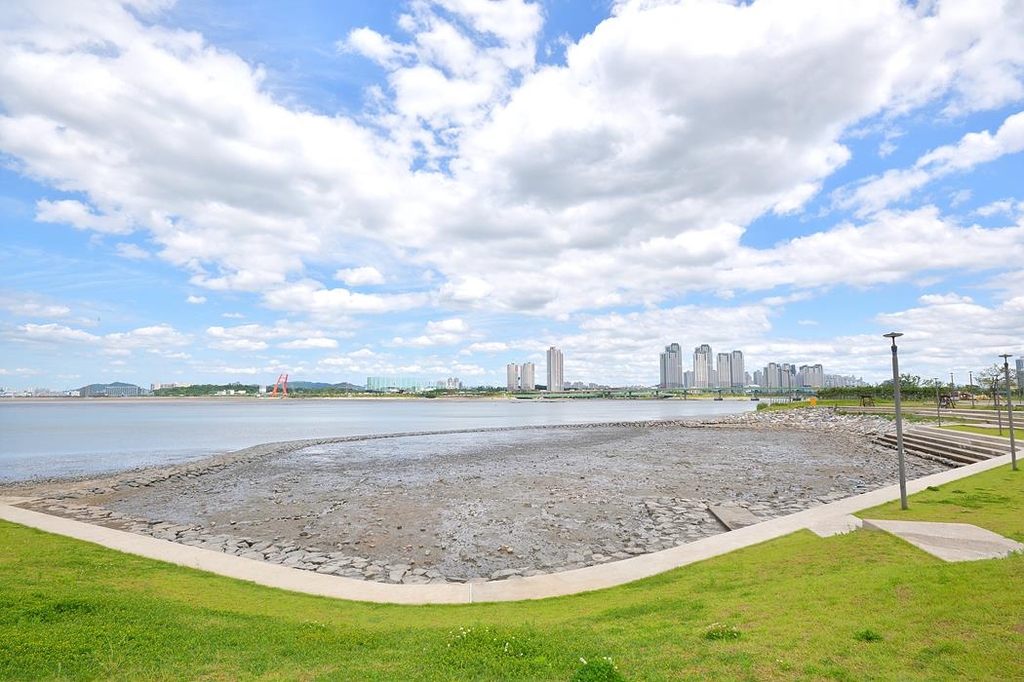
[861,519,1024,561]
[0,454,1018,604]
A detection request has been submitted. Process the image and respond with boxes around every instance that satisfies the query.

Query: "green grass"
[857,466,1024,535]
[3,466,1024,680]
[944,424,1023,439]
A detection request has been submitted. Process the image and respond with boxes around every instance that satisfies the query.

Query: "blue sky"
[2,0,1023,391]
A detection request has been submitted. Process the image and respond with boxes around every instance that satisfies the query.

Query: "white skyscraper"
[547,346,564,392]
[730,350,745,387]
[506,363,520,391]
[693,344,713,389]
[716,352,732,389]
[660,343,683,388]
[799,363,825,388]
[521,362,536,391]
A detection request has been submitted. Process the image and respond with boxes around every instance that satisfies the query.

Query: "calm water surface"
[0,398,753,482]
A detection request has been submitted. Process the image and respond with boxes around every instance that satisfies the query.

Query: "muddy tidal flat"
[10,409,950,584]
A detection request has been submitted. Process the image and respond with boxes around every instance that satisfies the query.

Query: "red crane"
[271,373,289,397]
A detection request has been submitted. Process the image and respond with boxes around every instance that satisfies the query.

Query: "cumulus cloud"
[0,293,71,319]
[334,266,386,287]
[11,322,190,362]
[279,337,339,350]
[835,110,1024,216]
[206,325,269,352]
[35,199,135,235]
[393,317,470,347]
[262,280,427,316]
[18,323,101,345]
[186,295,207,304]
[4,0,1024,323]
[875,293,1024,367]
[115,242,152,260]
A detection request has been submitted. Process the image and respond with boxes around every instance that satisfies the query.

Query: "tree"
[975,364,1018,405]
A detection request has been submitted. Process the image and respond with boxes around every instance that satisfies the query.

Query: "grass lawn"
[944,424,1023,440]
[2,466,1023,681]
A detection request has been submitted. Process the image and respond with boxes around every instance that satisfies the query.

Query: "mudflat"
[8,410,949,584]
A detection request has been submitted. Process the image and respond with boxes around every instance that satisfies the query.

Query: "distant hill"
[286,381,364,391]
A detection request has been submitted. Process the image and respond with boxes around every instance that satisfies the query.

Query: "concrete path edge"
[0,454,1015,604]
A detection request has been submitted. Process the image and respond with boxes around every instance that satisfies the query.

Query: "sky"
[2,0,1024,391]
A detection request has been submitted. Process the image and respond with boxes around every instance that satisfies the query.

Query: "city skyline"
[2,1,1024,390]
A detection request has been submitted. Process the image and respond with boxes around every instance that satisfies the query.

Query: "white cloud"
[397,317,471,347]
[974,199,1020,217]
[279,337,338,350]
[0,293,71,319]
[186,295,207,304]
[334,266,386,286]
[466,341,509,353]
[18,323,101,344]
[115,242,151,260]
[35,199,134,235]
[104,324,190,351]
[262,280,427,316]
[835,110,1024,216]
[206,325,269,352]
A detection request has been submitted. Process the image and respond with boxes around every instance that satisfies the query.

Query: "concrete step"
[912,426,1015,448]
[875,427,1010,465]
[886,431,1008,459]
[876,435,988,465]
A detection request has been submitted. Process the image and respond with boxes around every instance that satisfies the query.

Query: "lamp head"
[883,332,903,340]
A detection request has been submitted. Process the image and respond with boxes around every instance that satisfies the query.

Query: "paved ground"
[861,519,1024,561]
[1,453,1017,604]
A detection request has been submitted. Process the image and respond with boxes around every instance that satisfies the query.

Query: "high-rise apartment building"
[507,361,537,391]
[716,352,732,388]
[506,363,520,391]
[798,363,824,388]
[521,362,536,391]
[547,346,564,392]
[693,344,713,389]
[660,343,683,388]
[730,350,745,387]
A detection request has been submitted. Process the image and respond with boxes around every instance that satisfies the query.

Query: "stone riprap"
[8,408,950,584]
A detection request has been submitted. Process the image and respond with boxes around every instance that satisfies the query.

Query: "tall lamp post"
[935,379,941,427]
[999,354,1018,471]
[884,332,909,510]
[969,370,975,408]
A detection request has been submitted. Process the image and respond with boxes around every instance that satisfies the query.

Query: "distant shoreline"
[0,394,755,404]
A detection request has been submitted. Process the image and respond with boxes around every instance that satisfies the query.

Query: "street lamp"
[999,354,1018,471]
[884,332,909,510]
[969,370,975,408]
[935,378,941,427]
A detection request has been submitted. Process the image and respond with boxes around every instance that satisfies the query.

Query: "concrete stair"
[875,425,1012,465]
